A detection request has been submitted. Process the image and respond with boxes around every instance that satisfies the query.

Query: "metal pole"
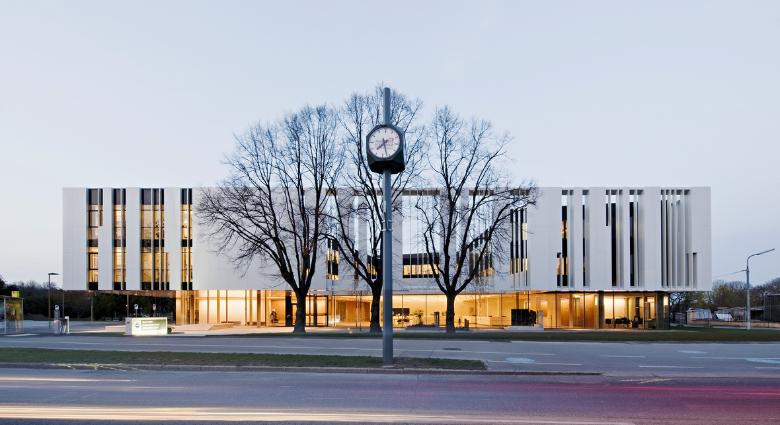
[382,87,393,366]
[746,262,751,330]
[48,275,52,328]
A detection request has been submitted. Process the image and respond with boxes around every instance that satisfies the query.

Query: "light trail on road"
[0,405,634,424]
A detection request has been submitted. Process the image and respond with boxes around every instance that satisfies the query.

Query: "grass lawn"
[0,348,485,370]
[209,326,780,342]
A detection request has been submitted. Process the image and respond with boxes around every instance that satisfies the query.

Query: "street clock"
[366,124,405,174]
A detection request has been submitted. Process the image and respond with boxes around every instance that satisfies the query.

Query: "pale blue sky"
[1,1,778,285]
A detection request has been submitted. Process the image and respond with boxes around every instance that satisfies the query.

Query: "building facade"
[63,187,711,329]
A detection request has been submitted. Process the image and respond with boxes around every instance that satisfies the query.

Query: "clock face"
[367,126,402,159]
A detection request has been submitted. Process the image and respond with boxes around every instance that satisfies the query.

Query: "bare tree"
[199,105,341,333]
[415,107,536,333]
[326,86,426,333]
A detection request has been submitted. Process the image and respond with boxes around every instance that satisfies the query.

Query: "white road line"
[691,356,780,360]
[488,360,583,366]
[600,355,645,358]
[638,365,703,369]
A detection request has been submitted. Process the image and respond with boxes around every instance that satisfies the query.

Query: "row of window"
[86,188,194,291]
[85,189,697,289]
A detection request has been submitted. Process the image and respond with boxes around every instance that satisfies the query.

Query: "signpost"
[365,87,406,366]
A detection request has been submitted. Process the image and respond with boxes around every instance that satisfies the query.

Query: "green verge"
[203,327,780,342]
[0,348,485,370]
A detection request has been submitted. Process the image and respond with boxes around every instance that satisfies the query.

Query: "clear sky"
[1,1,778,285]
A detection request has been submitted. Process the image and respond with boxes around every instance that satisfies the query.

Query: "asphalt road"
[2,334,780,377]
[0,368,778,424]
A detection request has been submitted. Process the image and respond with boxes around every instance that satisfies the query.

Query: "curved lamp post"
[745,249,775,330]
[47,272,59,328]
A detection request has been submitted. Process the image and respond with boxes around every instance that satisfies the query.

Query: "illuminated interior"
[86,188,102,290]
[175,290,668,329]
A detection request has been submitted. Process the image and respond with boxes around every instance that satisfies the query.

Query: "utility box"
[125,317,168,336]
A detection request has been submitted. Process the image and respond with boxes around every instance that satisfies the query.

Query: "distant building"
[63,186,711,330]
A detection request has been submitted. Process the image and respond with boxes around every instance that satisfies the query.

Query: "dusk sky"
[1,1,778,285]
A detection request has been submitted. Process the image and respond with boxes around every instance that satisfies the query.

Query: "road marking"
[504,357,535,364]
[678,350,707,354]
[638,365,703,369]
[692,356,780,362]
[745,358,780,365]
[492,359,583,366]
[0,377,134,383]
[2,334,36,337]
[620,378,672,384]
[601,355,645,358]
[753,367,780,370]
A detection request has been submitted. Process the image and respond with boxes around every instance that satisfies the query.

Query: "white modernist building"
[63,186,711,329]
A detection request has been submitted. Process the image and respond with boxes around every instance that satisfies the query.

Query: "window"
[181,188,193,290]
[606,191,619,287]
[629,191,640,287]
[509,207,528,278]
[468,229,495,278]
[403,253,440,278]
[86,188,102,290]
[581,191,588,287]
[401,191,440,279]
[557,194,569,287]
[112,189,126,290]
[87,246,99,290]
[365,254,379,280]
[326,238,339,280]
[141,188,169,291]
[659,189,694,289]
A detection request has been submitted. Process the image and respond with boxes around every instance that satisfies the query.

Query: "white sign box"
[125,317,168,336]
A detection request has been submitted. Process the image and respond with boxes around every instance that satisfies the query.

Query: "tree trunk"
[369,285,382,334]
[293,293,307,334]
[445,292,456,333]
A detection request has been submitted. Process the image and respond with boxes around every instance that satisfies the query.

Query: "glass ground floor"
[175,290,670,330]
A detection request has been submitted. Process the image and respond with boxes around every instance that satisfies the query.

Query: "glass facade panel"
[173,290,664,330]
[86,188,102,290]
[112,188,126,290]
[181,188,193,290]
[141,188,169,291]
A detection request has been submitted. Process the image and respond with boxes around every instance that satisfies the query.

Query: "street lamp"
[745,249,775,330]
[47,272,59,328]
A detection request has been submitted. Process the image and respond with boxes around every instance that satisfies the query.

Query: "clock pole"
[382,87,394,366]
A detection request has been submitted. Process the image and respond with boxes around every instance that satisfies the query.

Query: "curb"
[0,362,602,376]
